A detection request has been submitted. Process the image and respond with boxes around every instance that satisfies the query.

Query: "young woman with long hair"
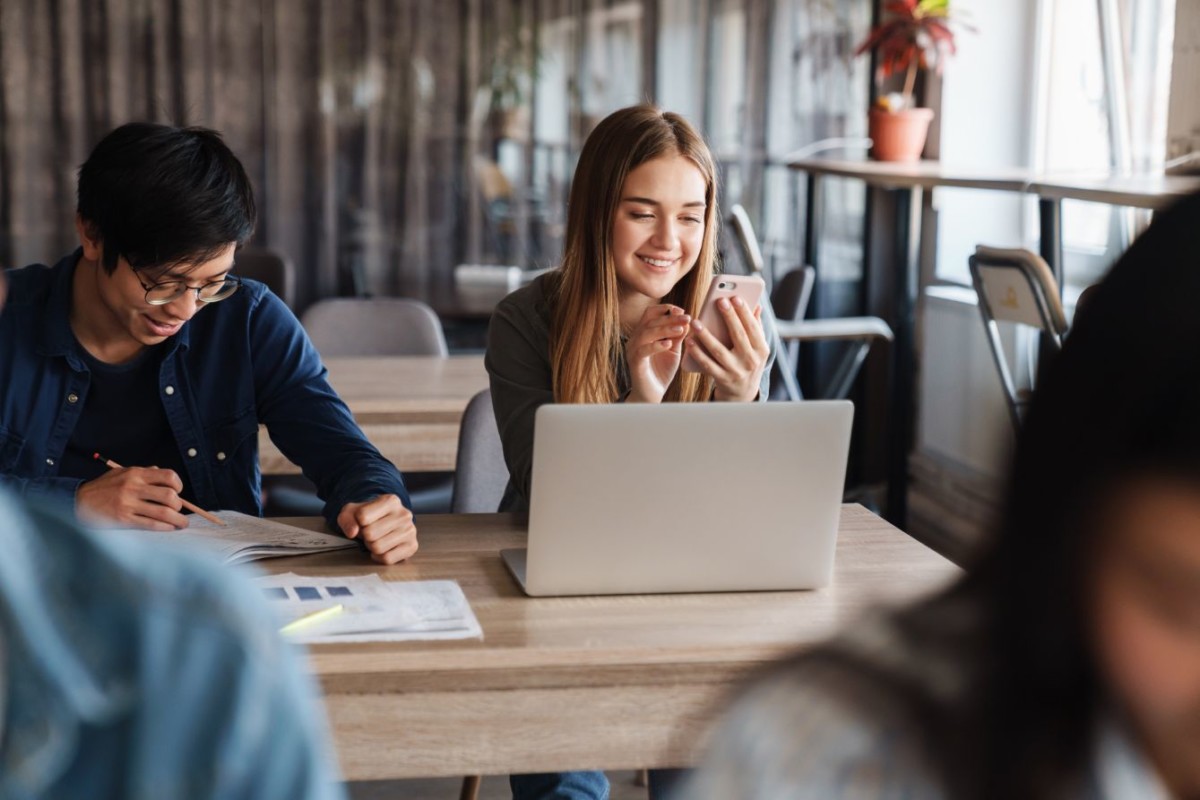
[682,190,1200,799]
[487,104,773,513]
[485,104,773,800]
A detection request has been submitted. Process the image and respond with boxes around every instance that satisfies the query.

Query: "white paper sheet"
[256,572,483,643]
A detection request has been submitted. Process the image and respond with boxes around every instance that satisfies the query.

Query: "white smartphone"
[680,274,765,373]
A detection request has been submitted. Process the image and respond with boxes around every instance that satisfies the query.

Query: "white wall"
[916,0,1039,496]
[919,287,1016,480]
[933,0,1040,284]
[1167,0,1200,162]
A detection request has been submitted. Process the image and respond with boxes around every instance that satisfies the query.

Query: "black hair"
[76,122,256,275]
[755,190,1200,799]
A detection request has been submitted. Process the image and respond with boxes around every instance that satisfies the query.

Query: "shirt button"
[67,393,79,404]
[216,451,227,462]
[187,448,198,458]
[164,386,175,396]
[45,458,55,466]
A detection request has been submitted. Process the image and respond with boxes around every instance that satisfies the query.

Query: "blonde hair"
[549,105,718,404]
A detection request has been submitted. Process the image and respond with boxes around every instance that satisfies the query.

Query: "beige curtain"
[0,0,494,309]
[0,0,870,310]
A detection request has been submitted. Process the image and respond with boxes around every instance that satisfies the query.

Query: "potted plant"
[854,0,968,162]
[476,15,540,143]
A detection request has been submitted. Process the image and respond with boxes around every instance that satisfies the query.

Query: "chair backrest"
[236,247,297,308]
[728,204,765,275]
[450,389,509,513]
[770,266,815,323]
[968,245,1067,429]
[969,246,1068,335]
[301,298,449,357]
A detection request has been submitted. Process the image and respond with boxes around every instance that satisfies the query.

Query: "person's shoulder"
[211,275,273,317]
[4,259,62,303]
[686,606,977,800]
[0,491,271,662]
[189,276,295,341]
[689,650,945,800]
[495,270,557,319]
[105,530,267,636]
[490,271,559,345]
[16,494,272,649]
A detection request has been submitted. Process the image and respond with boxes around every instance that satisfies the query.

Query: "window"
[934,0,1177,289]
[1033,0,1176,288]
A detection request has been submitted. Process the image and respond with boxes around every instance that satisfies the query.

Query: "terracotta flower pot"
[868,107,934,162]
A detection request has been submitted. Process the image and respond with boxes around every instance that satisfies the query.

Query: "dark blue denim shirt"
[0,251,409,531]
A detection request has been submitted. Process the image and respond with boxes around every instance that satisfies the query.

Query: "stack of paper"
[108,511,358,563]
[257,572,482,643]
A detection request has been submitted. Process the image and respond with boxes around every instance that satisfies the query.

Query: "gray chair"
[968,245,1068,430]
[235,247,297,308]
[769,266,815,392]
[450,389,509,514]
[727,204,892,401]
[446,393,507,798]
[301,297,449,357]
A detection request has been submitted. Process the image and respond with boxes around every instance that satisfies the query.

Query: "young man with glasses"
[0,269,346,799]
[0,122,417,564]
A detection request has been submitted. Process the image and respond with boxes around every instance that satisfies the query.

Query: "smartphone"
[681,274,765,373]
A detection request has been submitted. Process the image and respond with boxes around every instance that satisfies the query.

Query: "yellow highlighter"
[279,603,345,635]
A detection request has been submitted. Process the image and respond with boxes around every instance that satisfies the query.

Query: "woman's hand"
[684,296,770,402]
[625,304,691,403]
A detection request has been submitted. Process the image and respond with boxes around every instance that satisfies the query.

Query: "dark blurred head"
[76,123,256,277]
[967,189,1200,796]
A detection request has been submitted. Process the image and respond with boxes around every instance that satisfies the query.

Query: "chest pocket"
[207,409,259,467]
[0,427,26,472]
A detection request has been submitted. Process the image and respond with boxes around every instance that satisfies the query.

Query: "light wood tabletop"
[265,506,959,780]
[785,156,1036,192]
[1029,172,1200,210]
[259,355,489,474]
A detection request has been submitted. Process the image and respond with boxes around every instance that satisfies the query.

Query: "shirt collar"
[34,249,84,359]
[35,249,191,360]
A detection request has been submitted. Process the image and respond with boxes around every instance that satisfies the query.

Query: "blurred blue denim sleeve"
[0,490,347,799]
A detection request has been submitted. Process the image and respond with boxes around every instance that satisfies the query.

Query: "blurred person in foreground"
[681,192,1200,800]
[0,270,344,797]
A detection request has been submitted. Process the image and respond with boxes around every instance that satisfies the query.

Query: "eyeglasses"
[129,262,241,306]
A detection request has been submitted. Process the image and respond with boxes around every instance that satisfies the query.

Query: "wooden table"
[1029,172,1200,211]
[785,157,1200,528]
[267,506,959,780]
[259,355,489,474]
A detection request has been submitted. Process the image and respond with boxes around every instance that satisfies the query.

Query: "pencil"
[279,603,345,635]
[93,452,227,527]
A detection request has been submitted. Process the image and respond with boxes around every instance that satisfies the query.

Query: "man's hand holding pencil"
[76,452,226,531]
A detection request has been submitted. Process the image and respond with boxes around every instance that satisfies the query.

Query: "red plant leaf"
[925,20,957,49]
[885,0,919,15]
[854,20,909,57]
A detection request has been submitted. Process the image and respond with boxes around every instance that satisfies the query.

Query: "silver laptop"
[501,400,854,596]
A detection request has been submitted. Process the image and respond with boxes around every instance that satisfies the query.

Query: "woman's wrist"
[713,385,758,403]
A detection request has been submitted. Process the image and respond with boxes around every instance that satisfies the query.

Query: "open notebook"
[108,510,357,564]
